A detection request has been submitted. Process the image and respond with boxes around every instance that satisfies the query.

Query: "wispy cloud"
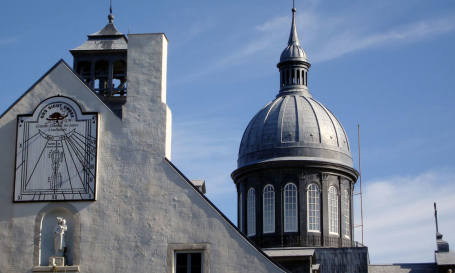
[355,169,455,263]
[0,35,21,46]
[219,6,455,66]
[311,15,455,62]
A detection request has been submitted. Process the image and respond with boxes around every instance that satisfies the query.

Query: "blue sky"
[1,0,455,264]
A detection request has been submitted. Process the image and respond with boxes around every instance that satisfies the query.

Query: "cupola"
[70,6,127,115]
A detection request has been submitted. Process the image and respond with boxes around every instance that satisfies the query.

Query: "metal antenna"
[293,0,295,9]
[110,0,113,15]
[354,124,364,246]
[434,202,439,233]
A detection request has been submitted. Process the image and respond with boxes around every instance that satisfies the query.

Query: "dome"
[280,44,308,62]
[237,94,353,168]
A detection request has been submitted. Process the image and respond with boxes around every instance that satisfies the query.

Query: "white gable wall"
[0,34,287,272]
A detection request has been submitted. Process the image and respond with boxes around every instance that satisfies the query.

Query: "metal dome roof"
[237,94,353,168]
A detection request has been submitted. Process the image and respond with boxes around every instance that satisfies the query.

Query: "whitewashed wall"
[0,34,287,273]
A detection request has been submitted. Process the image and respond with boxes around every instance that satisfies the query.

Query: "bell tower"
[70,6,128,115]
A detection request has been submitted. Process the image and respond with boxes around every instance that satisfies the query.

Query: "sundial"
[14,96,98,202]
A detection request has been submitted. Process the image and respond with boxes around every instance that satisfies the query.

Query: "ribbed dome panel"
[238,95,353,168]
[281,96,299,143]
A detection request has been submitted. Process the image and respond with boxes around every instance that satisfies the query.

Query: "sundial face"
[14,97,98,202]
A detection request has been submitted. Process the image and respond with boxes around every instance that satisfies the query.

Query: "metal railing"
[250,235,364,248]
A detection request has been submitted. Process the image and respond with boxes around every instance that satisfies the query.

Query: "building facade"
[0,12,289,273]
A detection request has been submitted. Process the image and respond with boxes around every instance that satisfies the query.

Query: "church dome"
[237,94,352,168]
[237,7,353,169]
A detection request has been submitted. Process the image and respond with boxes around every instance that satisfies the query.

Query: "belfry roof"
[70,14,127,52]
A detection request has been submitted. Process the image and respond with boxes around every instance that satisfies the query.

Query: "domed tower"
[231,6,359,251]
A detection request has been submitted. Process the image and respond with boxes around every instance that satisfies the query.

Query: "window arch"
[284,183,298,232]
[343,190,350,238]
[307,184,320,232]
[263,185,275,233]
[247,188,256,236]
[329,186,339,234]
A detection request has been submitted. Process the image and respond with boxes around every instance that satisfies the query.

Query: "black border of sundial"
[13,96,99,203]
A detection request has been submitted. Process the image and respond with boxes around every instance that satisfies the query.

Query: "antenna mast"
[354,124,364,246]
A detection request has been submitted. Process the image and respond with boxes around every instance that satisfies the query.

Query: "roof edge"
[164,157,290,273]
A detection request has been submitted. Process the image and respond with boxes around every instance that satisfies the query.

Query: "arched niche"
[34,203,81,266]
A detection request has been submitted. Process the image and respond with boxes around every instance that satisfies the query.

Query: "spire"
[434,202,439,234]
[108,0,114,23]
[288,6,300,46]
[277,2,310,97]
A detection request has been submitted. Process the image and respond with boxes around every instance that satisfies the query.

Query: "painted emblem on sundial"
[14,96,98,202]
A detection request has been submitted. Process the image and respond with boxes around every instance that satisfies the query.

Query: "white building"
[0,12,289,273]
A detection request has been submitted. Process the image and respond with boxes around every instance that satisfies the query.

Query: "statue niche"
[39,207,75,266]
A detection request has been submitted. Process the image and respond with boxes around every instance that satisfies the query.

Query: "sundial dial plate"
[14,96,98,202]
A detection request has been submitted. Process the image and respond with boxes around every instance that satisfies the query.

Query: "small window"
[284,183,298,232]
[247,188,256,236]
[175,252,202,273]
[329,186,339,235]
[263,185,275,233]
[343,190,350,238]
[307,184,320,232]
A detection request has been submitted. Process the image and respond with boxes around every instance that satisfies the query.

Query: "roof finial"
[288,0,299,46]
[434,202,439,233]
[108,0,114,23]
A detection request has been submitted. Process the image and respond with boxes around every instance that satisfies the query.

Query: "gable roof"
[164,157,290,273]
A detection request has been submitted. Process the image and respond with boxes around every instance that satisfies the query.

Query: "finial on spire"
[288,0,300,46]
[108,0,114,23]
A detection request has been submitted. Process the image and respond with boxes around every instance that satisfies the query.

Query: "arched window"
[263,185,275,233]
[343,190,350,238]
[239,192,243,232]
[284,183,298,232]
[307,184,320,231]
[286,70,289,85]
[329,186,339,234]
[247,188,256,236]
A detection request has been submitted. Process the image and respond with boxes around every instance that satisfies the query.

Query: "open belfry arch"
[0,7,288,273]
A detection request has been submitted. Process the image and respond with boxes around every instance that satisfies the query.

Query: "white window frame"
[329,186,339,235]
[343,189,350,238]
[307,183,320,232]
[284,183,298,232]
[247,188,256,236]
[166,243,210,273]
[263,185,275,234]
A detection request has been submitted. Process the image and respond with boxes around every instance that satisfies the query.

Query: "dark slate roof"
[314,247,369,273]
[89,22,123,36]
[71,22,127,52]
[370,263,437,273]
[435,250,455,265]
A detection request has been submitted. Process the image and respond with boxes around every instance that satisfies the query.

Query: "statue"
[53,217,67,256]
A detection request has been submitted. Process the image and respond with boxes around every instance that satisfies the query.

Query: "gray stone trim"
[166,243,210,273]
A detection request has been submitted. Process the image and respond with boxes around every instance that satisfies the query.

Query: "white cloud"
[218,6,455,67]
[0,36,21,46]
[355,169,455,263]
